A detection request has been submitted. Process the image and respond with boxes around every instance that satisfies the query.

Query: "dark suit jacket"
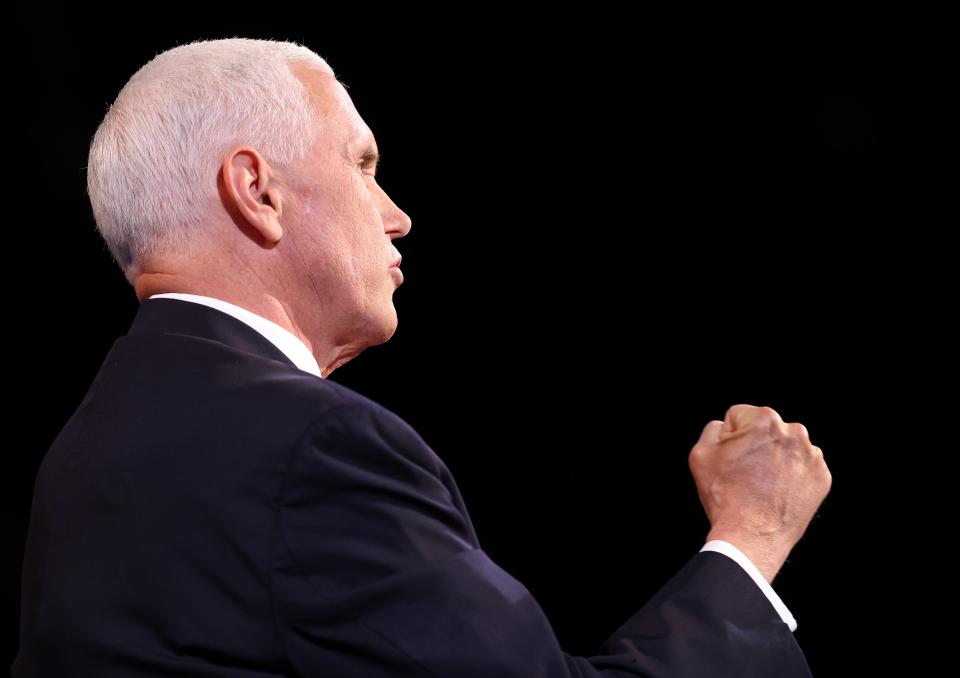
[14,297,814,677]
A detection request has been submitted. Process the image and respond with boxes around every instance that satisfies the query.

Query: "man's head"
[86,38,412,375]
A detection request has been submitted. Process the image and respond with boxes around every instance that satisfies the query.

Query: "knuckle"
[788,422,810,440]
[759,413,785,439]
[769,427,786,444]
[757,406,784,431]
[758,406,778,420]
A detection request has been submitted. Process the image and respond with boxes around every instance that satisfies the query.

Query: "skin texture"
[688,404,833,583]
[133,60,412,378]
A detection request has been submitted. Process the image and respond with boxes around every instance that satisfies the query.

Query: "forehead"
[290,61,375,155]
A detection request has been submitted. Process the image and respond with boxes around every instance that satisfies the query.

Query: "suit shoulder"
[273,372,408,427]
[288,383,446,482]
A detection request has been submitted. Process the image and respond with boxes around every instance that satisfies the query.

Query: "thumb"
[721,403,765,436]
[697,420,725,448]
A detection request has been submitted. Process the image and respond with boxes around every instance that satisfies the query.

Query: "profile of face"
[267,62,412,356]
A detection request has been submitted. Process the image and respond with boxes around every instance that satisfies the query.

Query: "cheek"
[301,175,384,284]
[343,194,386,273]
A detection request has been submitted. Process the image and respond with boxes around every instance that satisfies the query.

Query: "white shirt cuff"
[700,539,798,632]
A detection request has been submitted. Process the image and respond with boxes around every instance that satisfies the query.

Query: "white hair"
[86,37,334,284]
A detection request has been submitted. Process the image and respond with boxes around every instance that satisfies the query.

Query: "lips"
[389,255,404,284]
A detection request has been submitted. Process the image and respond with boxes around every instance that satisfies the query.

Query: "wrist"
[705,529,790,584]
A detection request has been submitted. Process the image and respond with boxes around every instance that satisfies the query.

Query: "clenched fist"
[688,404,832,584]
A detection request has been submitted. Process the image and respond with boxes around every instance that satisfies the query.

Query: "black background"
[5,6,952,676]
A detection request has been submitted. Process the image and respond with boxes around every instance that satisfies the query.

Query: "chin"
[382,312,399,343]
[368,306,399,346]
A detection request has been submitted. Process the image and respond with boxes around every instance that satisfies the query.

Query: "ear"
[221,145,284,244]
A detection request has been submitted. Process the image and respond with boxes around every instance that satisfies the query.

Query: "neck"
[134,273,361,378]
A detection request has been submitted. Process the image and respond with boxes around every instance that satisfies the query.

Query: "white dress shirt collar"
[147,293,324,379]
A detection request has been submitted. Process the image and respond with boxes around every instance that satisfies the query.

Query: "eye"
[359,150,381,176]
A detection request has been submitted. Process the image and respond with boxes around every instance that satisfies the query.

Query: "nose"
[387,207,412,239]
[381,191,412,239]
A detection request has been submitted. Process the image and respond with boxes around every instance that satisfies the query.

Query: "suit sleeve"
[270,400,814,678]
[700,539,798,631]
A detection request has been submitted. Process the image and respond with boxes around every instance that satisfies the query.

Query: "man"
[13,38,831,676]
